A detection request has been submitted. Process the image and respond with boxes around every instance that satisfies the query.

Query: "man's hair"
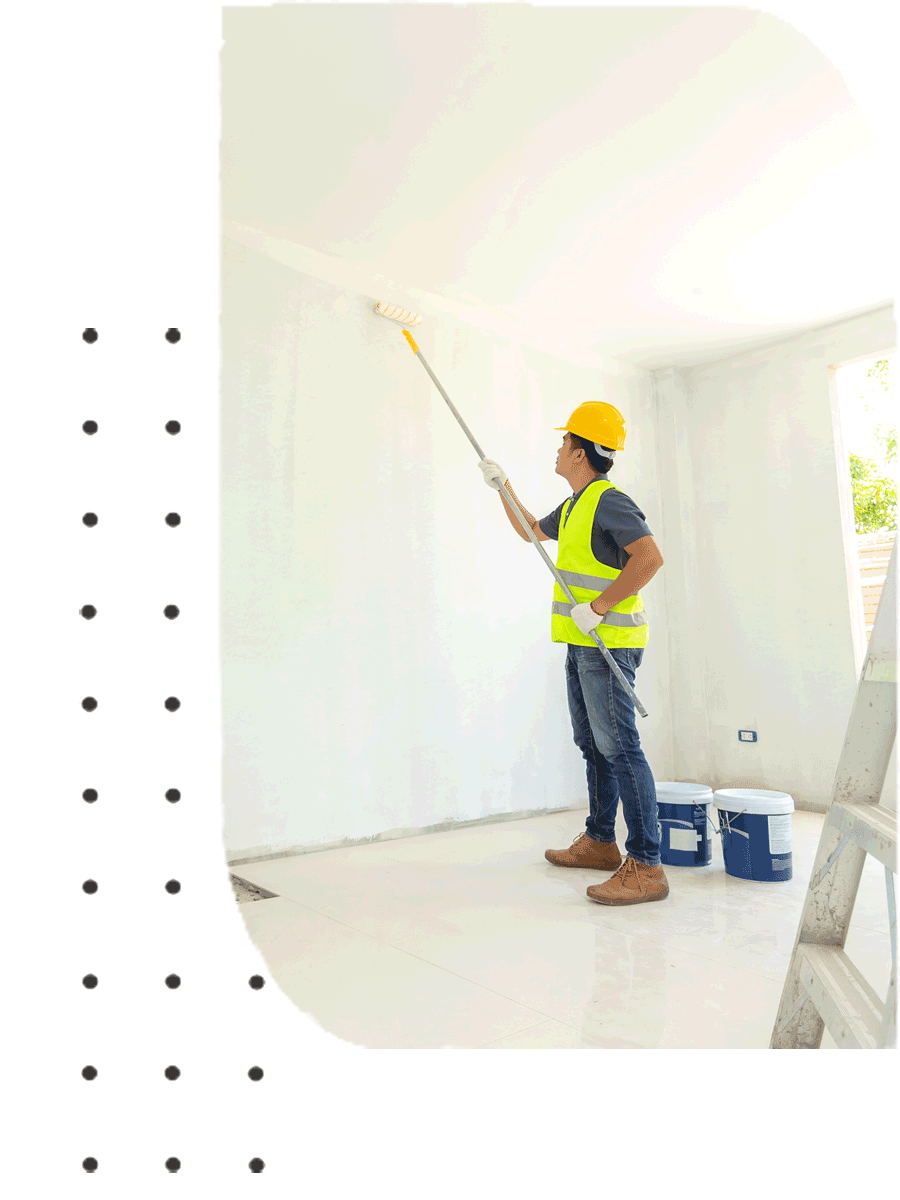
[569,432,614,474]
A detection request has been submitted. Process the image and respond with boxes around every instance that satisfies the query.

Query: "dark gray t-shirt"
[538,475,653,571]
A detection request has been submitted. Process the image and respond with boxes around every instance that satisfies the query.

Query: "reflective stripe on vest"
[551,601,647,628]
[551,479,649,649]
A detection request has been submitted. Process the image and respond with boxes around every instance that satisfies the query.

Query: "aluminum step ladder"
[771,538,897,1048]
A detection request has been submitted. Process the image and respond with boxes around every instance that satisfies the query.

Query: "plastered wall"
[222,238,895,859]
[654,305,897,814]
[221,238,668,860]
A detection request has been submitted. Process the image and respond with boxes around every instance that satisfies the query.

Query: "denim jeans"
[565,643,660,866]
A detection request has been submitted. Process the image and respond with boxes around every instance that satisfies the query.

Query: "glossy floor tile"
[234,809,895,1049]
[240,898,550,1049]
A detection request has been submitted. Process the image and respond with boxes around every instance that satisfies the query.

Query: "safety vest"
[551,479,649,649]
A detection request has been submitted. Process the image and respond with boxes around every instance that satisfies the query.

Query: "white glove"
[478,458,508,490]
[571,601,605,634]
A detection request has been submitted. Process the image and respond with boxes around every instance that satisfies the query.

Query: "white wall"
[222,237,896,859]
[222,238,667,860]
[654,305,897,814]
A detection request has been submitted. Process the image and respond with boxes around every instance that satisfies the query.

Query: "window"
[834,354,897,645]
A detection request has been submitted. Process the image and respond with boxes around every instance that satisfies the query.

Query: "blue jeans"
[565,643,660,866]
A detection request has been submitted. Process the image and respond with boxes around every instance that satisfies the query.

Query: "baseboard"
[227,796,832,868]
[791,799,829,815]
[226,803,586,868]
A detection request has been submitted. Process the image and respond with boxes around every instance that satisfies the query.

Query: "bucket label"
[669,827,700,853]
[657,802,712,867]
[768,814,792,854]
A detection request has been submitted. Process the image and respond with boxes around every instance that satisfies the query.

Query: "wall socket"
[738,730,758,742]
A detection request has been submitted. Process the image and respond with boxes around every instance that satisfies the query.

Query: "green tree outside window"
[849,358,897,534]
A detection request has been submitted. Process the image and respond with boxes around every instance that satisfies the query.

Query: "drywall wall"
[222,234,895,859]
[221,237,668,860]
[654,305,897,814]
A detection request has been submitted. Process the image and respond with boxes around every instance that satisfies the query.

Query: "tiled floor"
[232,809,895,1049]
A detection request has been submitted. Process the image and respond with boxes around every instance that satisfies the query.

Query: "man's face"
[555,432,579,475]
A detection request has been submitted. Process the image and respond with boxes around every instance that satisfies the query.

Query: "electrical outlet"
[738,730,757,742]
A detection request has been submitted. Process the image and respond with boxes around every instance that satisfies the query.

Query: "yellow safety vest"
[551,479,649,649]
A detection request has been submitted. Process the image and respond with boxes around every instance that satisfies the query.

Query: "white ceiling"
[221,5,892,369]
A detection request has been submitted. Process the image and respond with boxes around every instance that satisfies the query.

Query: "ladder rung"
[828,801,898,872]
[798,944,885,1049]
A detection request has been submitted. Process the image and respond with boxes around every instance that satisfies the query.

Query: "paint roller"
[374,300,648,717]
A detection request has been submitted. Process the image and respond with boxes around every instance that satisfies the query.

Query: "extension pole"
[399,327,648,718]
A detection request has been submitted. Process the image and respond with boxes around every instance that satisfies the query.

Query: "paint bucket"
[655,782,715,867]
[712,789,794,882]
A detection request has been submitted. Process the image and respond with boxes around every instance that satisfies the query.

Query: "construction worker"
[478,401,669,905]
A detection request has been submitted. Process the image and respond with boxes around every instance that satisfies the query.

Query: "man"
[478,401,669,906]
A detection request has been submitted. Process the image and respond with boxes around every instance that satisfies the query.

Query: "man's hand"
[571,600,607,634]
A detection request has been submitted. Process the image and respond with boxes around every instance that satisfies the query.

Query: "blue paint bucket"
[655,782,715,867]
[712,789,794,882]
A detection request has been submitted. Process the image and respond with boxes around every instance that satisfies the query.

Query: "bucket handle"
[710,811,748,840]
[659,804,711,838]
[657,806,715,835]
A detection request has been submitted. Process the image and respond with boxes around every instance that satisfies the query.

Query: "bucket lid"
[656,782,713,803]
[713,789,794,815]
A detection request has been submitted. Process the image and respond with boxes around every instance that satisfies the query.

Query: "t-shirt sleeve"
[538,486,654,566]
[538,501,565,540]
[595,488,653,567]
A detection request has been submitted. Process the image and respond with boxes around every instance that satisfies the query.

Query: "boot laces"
[613,857,639,881]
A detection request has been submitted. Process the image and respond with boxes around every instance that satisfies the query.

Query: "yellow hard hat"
[555,402,626,452]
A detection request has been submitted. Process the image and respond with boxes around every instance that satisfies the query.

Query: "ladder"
[771,538,897,1048]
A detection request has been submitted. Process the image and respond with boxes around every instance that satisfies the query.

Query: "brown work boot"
[545,831,622,870]
[586,857,669,905]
